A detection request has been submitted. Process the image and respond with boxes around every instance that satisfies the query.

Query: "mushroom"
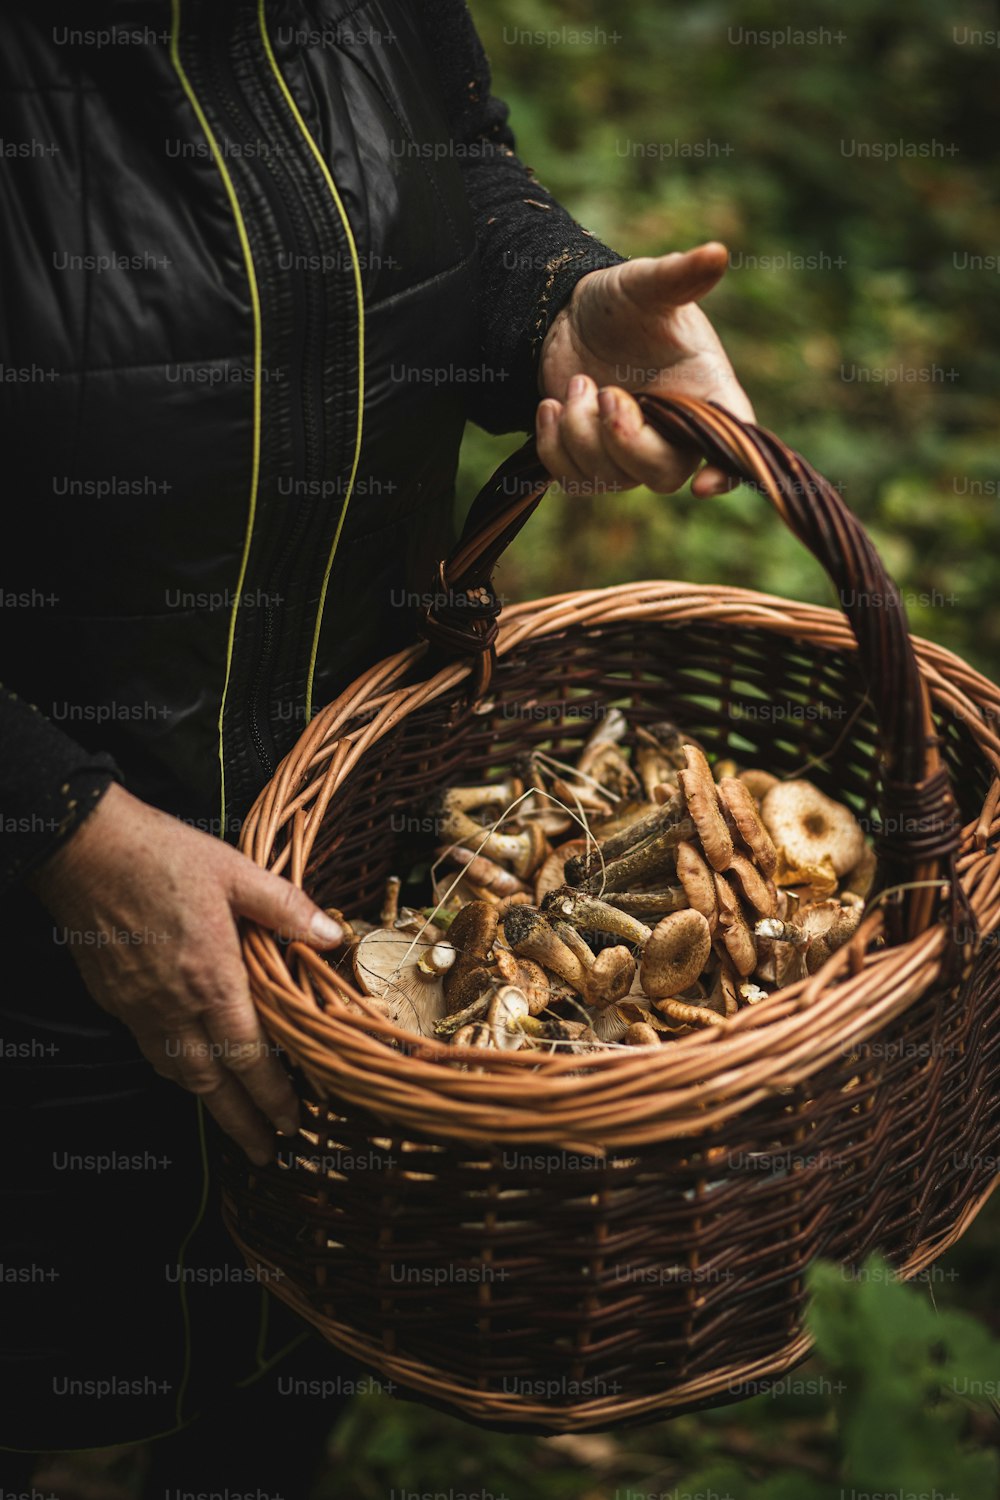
[760,780,865,879]
[739,982,769,1005]
[771,848,839,900]
[678,743,734,872]
[843,841,877,900]
[549,776,614,820]
[674,839,720,936]
[713,757,740,781]
[576,707,629,773]
[502,905,591,994]
[352,928,447,1035]
[624,1022,662,1047]
[579,742,642,802]
[564,795,686,884]
[584,946,637,1010]
[542,888,653,948]
[487,986,531,1049]
[737,768,780,803]
[705,958,740,1017]
[436,845,530,897]
[639,909,713,998]
[534,838,588,903]
[442,900,497,1014]
[577,817,696,894]
[650,995,727,1029]
[713,873,757,977]
[718,776,778,878]
[493,948,552,1015]
[380,875,401,926]
[804,902,864,974]
[603,888,688,918]
[725,853,778,919]
[437,805,549,879]
[416,941,456,979]
[440,779,523,818]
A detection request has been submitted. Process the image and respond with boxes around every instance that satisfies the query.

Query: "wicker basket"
[219,396,1000,1432]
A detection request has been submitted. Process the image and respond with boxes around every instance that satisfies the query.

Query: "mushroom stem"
[579,819,695,893]
[604,888,688,917]
[542,888,653,947]
[435,845,530,896]
[754,917,808,945]
[565,795,687,883]
[380,876,401,927]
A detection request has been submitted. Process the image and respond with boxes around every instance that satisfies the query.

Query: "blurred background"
[322,0,1000,1493]
[458,0,1000,676]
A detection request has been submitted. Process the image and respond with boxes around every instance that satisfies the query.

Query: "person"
[0,0,753,1491]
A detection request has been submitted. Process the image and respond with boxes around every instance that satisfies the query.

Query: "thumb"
[621,242,730,310]
[228,858,344,948]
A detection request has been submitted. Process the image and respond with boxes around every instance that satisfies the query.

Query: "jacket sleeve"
[412,0,627,435]
[0,684,121,891]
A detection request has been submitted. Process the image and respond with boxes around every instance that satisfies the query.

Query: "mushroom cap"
[718,776,778,878]
[493,949,551,1015]
[443,900,498,1013]
[586,946,637,1011]
[736,768,779,802]
[726,853,778,919]
[534,838,588,904]
[713,873,757,977]
[678,743,734,872]
[623,1022,662,1047]
[640,909,713,998]
[843,841,877,899]
[675,839,721,935]
[761,780,865,878]
[352,929,447,1035]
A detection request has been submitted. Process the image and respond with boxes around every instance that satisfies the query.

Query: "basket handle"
[417,393,965,941]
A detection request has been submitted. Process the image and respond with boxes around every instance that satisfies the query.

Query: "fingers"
[228,855,343,948]
[536,376,646,495]
[201,955,300,1135]
[596,386,704,494]
[142,1022,278,1166]
[618,242,730,311]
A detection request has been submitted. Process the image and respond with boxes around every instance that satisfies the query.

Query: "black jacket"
[1,0,624,869]
[0,0,625,1450]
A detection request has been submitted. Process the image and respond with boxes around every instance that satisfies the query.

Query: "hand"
[536,241,755,497]
[28,782,343,1166]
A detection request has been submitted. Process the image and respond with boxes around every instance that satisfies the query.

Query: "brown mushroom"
[624,1022,662,1047]
[737,768,780,802]
[725,853,778,919]
[542,888,653,948]
[714,873,757,977]
[443,901,497,1014]
[436,845,530,897]
[718,776,778,878]
[640,909,713,998]
[501,905,590,994]
[675,839,721,936]
[437,805,548,879]
[678,743,734,872]
[760,780,865,878]
[843,841,877,900]
[534,838,588,904]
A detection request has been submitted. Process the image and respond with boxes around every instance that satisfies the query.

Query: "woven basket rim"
[241,581,1000,1149]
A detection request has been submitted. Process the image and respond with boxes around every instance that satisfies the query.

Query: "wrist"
[26,780,129,908]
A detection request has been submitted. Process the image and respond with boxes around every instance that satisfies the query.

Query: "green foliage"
[457,0,1000,675]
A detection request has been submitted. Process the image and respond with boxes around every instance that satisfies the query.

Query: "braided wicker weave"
[219,396,1000,1431]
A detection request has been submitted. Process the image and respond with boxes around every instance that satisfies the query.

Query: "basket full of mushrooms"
[222,395,1000,1432]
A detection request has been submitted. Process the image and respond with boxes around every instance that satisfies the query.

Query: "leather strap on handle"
[417,394,967,944]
